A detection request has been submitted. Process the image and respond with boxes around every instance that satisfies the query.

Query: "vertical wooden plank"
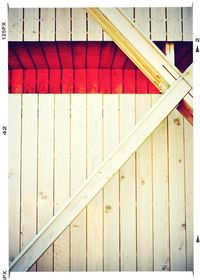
[9,95,21,262]
[99,69,111,93]
[136,95,153,271]
[87,95,103,271]
[71,95,87,271]
[21,95,37,272]
[11,69,23,94]
[37,95,54,271]
[103,95,119,271]
[168,109,186,271]
[136,70,148,93]
[49,69,61,93]
[151,8,166,41]
[119,95,136,271]
[124,69,135,93]
[24,69,36,93]
[167,8,182,41]
[37,69,49,94]
[56,8,70,41]
[111,69,123,93]
[184,119,193,271]
[24,8,39,41]
[152,95,170,271]
[62,69,74,93]
[134,8,150,39]
[74,69,86,93]
[182,7,193,41]
[8,8,23,41]
[120,8,133,22]
[88,13,102,40]
[54,95,70,271]
[40,8,55,41]
[87,69,99,93]
[72,8,86,40]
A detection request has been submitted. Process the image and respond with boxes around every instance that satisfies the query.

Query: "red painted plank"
[57,42,73,68]
[124,69,136,93]
[87,42,101,68]
[27,43,48,69]
[112,48,127,69]
[42,43,60,69]
[11,69,23,93]
[11,43,34,69]
[99,42,116,68]
[62,69,74,93]
[148,81,160,94]
[24,69,36,93]
[37,69,49,93]
[74,69,86,93]
[136,70,148,93]
[8,70,11,93]
[49,69,61,93]
[99,69,111,93]
[8,47,22,69]
[111,69,123,93]
[87,69,99,93]
[73,42,87,68]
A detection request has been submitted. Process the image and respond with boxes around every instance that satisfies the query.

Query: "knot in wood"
[105,205,112,213]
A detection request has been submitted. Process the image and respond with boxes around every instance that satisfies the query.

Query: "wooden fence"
[8,7,192,42]
[9,94,193,271]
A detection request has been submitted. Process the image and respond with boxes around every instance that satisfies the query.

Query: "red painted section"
[24,69,36,93]
[37,69,49,93]
[62,69,74,93]
[99,69,111,93]
[11,69,23,93]
[8,70,11,93]
[9,41,191,94]
[74,69,86,92]
[87,69,99,93]
[112,69,123,93]
[50,69,61,93]
[124,69,135,93]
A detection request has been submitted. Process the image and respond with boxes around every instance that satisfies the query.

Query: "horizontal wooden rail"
[9,66,192,272]
[85,8,193,125]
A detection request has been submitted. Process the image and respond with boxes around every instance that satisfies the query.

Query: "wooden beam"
[85,8,193,125]
[9,66,192,272]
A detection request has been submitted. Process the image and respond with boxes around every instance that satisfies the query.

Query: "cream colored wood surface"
[53,95,70,271]
[70,95,87,271]
[40,8,55,41]
[9,95,21,262]
[88,13,102,40]
[103,95,120,271]
[8,8,23,41]
[72,8,86,40]
[24,8,39,41]
[119,95,136,271]
[167,8,182,41]
[136,95,153,271]
[37,95,54,271]
[152,95,169,271]
[182,7,193,41]
[87,95,103,271]
[56,8,70,41]
[134,8,150,38]
[151,8,166,41]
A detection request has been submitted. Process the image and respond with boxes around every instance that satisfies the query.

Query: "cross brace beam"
[10,66,192,272]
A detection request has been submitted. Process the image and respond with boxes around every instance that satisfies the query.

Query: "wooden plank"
[12,43,34,69]
[54,95,70,271]
[42,43,60,69]
[37,95,54,271]
[24,69,36,93]
[8,8,23,41]
[103,95,119,271]
[151,8,166,41]
[184,119,193,271]
[136,70,148,93]
[21,95,37,272]
[151,95,169,271]
[124,69,135,93]
[87,69,98,93]
[167,8,182,41]
[136,94,153,271]
[26,43,48,69]
[57,42,73,68]
[182,8,193,41]
[40,8,55,41]
[24,8,39,41]
[111,69,123,93]
[11,69,23,94]
[62,69,73,93]
[99,69,111,93]
[72,8,86,40]
[87,95,103,271]
[70,95,87,271]
[9,68,192,272]
[134,8,150,39]
[37,69,49,94]
[9,95,21,262]
[74,69,86,93]
[120,8,133,22]
[119,95,136,271]
[88,13,102,40]
[56,8,70,41]
[168,109,186,271]
[49,69,61,93]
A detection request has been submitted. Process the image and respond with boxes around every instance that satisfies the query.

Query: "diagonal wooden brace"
[85,8,193,125]
[9,66,192,272]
